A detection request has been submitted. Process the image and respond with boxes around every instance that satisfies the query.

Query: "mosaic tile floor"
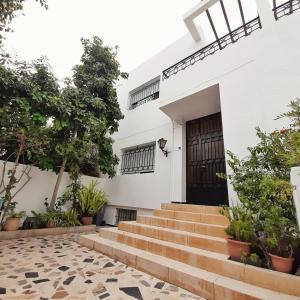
[0,233,204,300]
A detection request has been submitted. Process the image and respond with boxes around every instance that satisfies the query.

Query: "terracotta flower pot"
[81,216,93,225]
[269,253,294,273]
[3,217,21,231]
[47,220,56,228]
[227,238,251,259]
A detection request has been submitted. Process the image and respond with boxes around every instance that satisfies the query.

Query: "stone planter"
[269,253,294,273]
[227,238,250,259]
[81,216,93,225]
[3,218,21,231]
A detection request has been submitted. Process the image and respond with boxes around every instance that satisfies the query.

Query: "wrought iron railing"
[273,0,300,20]
[121,142,156,174]
[162,17,262,80]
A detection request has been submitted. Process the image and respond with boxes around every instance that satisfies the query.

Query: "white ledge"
[183,0,219,42]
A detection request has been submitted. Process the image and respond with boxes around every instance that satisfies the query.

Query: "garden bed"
[0,225,96,240]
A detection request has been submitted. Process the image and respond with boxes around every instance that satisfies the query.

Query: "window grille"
[115,208,137,225]
[121,142,156,174]
[129,79,160,109]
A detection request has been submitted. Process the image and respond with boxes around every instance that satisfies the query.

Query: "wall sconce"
[157,138,168,157]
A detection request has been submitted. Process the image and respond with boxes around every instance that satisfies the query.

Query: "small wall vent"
[115,208,137,225]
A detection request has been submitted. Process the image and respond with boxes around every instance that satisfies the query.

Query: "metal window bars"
[273,0,300,20]
[121,142,156,174]
[115,208,137,225]
[129,80,160,110]
[162,17,261,80]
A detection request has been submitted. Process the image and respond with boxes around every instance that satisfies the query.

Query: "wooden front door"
[186,113,228,205]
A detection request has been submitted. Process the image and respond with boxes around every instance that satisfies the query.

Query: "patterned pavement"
[0,233,204,300]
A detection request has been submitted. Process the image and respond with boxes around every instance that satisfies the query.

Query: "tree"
[44,37,128,210]
[0,57,59,225]
[0,0,47,44]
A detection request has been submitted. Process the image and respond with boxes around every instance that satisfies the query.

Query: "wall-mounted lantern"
[157,138,168,157]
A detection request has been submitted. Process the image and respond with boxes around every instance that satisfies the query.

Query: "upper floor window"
[129,78,160,110]
[121,142,156,174]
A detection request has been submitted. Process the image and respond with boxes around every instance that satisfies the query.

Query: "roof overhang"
[159,84,221,124]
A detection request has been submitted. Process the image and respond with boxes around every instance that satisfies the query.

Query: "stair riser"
[79,235,278,300]
[119,222,228,254]
[137,216,228,238]
[153,210,229,226]
[161,203,221,214]
[97,229,300,297]
[98,229,244,282]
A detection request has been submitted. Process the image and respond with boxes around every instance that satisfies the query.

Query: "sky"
[3,0,277,83]
[3,0,197,83]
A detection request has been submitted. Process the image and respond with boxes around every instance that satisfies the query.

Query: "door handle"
[201,165,206,169]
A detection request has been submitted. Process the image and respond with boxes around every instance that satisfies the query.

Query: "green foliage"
[219,99,300,265]
[44,36,127,209]
[0,0,47,46]
[7,210,26,219]
[220,206,256,242]
[249,253,259,264]
[0,57,59,226]
[263,206,300,257]
[44,36,126,177]
[31,209,80,228]
[78,181,107,217]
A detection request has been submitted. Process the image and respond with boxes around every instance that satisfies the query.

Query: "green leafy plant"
[7,210,26,219]
[263,206,300,258]
[220,206,256,242]
[58,210,81,227]
[78,181,107,217]
[31,209,80,228]
[4,200,25,219]
[218,99,300,269]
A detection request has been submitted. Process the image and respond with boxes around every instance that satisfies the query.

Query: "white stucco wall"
[291,167,300,230]
[0,161,104,216]
[105,0,300,210]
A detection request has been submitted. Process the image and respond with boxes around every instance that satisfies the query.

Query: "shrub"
[78,181,107,217]
[221,206,256,242]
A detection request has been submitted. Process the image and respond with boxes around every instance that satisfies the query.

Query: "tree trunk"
[49,158,67,211]
[0,137,25,226]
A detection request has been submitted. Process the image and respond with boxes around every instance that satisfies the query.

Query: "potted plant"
[3,207,26,231]
[264,206,300,273]
[221,206,256,259]
[78,181,107,225]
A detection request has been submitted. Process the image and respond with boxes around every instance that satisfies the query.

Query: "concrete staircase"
[78,203,300,300]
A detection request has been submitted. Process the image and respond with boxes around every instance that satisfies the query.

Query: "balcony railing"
[273,0,300,20]
[162,17,262,80]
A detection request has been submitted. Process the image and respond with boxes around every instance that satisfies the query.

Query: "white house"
[101,0,300,225]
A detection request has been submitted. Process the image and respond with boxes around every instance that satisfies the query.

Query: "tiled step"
[118,221,228,254]
[78,233,299,300]
[162,203,222,214]
[96,227,300,297]
[137,215,228,238]
[153,209,229,226]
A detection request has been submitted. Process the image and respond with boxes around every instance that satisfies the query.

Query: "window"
[129,78,160,110]
[121,142,156,174]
